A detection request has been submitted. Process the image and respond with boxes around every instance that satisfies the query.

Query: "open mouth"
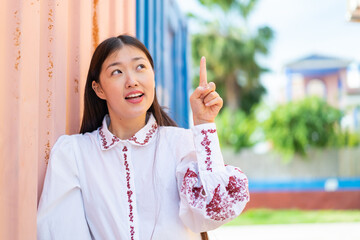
[125,93,144,99]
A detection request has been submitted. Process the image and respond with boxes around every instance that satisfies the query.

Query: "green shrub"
[333,128,360,147]
[263,97,343,160]
[215,108,258,152]
[216,98,360,160]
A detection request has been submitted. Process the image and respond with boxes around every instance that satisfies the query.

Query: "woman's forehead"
[105,45,148,64]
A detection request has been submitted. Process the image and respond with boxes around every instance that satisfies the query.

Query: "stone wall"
[223,147,360,180]
[223,147,360,209]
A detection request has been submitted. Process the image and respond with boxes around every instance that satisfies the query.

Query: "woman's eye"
[111,69,122,75]
[136,64,146,71]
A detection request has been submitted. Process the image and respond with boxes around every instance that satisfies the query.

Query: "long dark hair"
[80,35,177,134]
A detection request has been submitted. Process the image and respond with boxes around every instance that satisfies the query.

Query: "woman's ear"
[92,81,106,100]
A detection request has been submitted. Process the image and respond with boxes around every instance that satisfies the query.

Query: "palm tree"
[191,0,273,112]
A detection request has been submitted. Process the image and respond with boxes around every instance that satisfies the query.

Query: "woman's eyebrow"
[132,56,146,61]
[106,57,146,70]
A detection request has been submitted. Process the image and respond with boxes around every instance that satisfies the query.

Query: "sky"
[176,0,360,103]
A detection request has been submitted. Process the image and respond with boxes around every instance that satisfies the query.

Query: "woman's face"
[94,45,155,122]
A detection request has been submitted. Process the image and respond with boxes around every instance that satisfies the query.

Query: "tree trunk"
[225,75,241,111]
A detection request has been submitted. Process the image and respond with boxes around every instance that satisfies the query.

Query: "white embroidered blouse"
[37,114,249,240]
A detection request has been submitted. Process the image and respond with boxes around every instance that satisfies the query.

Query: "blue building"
[136,0,191,128]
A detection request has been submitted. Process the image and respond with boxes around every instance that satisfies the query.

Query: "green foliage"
[216,98,360,159]
[199,0,235,11]
[215,96,360,160]
[263,97,343,160]
[332,129,360,147]
[215,108,258,151]
[240,85,266,113]
[199,0,259,19]
[191,0,274,112]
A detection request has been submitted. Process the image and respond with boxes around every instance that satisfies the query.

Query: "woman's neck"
[108,113,147,140]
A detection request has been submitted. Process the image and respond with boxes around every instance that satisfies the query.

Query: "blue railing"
[249,177,360,192]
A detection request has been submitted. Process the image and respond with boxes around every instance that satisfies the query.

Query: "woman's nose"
[125,72,139,88]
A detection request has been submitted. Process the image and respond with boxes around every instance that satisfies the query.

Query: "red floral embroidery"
[200,129,216,172]
[205,175,249,221]
[181,168,249,222]
[123,146,135,240]
[181,169,206,208]
[129,123,158,145]
[206,184,234,221]
[99,126,120,149]
[130,226,135,239]
[226,176,249,202]
[183,168,197,179]
[234,167,244,174]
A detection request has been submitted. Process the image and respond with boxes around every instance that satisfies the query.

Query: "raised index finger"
[199,56,207,87]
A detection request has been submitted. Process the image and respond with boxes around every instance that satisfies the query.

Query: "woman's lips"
[125,91,144,103]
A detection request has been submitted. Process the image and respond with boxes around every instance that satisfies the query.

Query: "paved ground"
[208,222,360,240]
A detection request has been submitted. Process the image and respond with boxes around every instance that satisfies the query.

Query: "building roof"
[285,54,352,71]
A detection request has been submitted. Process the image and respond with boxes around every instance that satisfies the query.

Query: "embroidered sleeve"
[176,123,250,232]
[37,136,92,240]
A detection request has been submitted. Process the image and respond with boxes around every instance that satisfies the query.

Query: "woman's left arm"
[175,57,249,232]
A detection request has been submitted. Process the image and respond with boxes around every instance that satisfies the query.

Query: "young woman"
[37,35,249,240]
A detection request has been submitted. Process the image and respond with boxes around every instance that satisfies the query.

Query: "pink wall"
[0,0,135,239]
